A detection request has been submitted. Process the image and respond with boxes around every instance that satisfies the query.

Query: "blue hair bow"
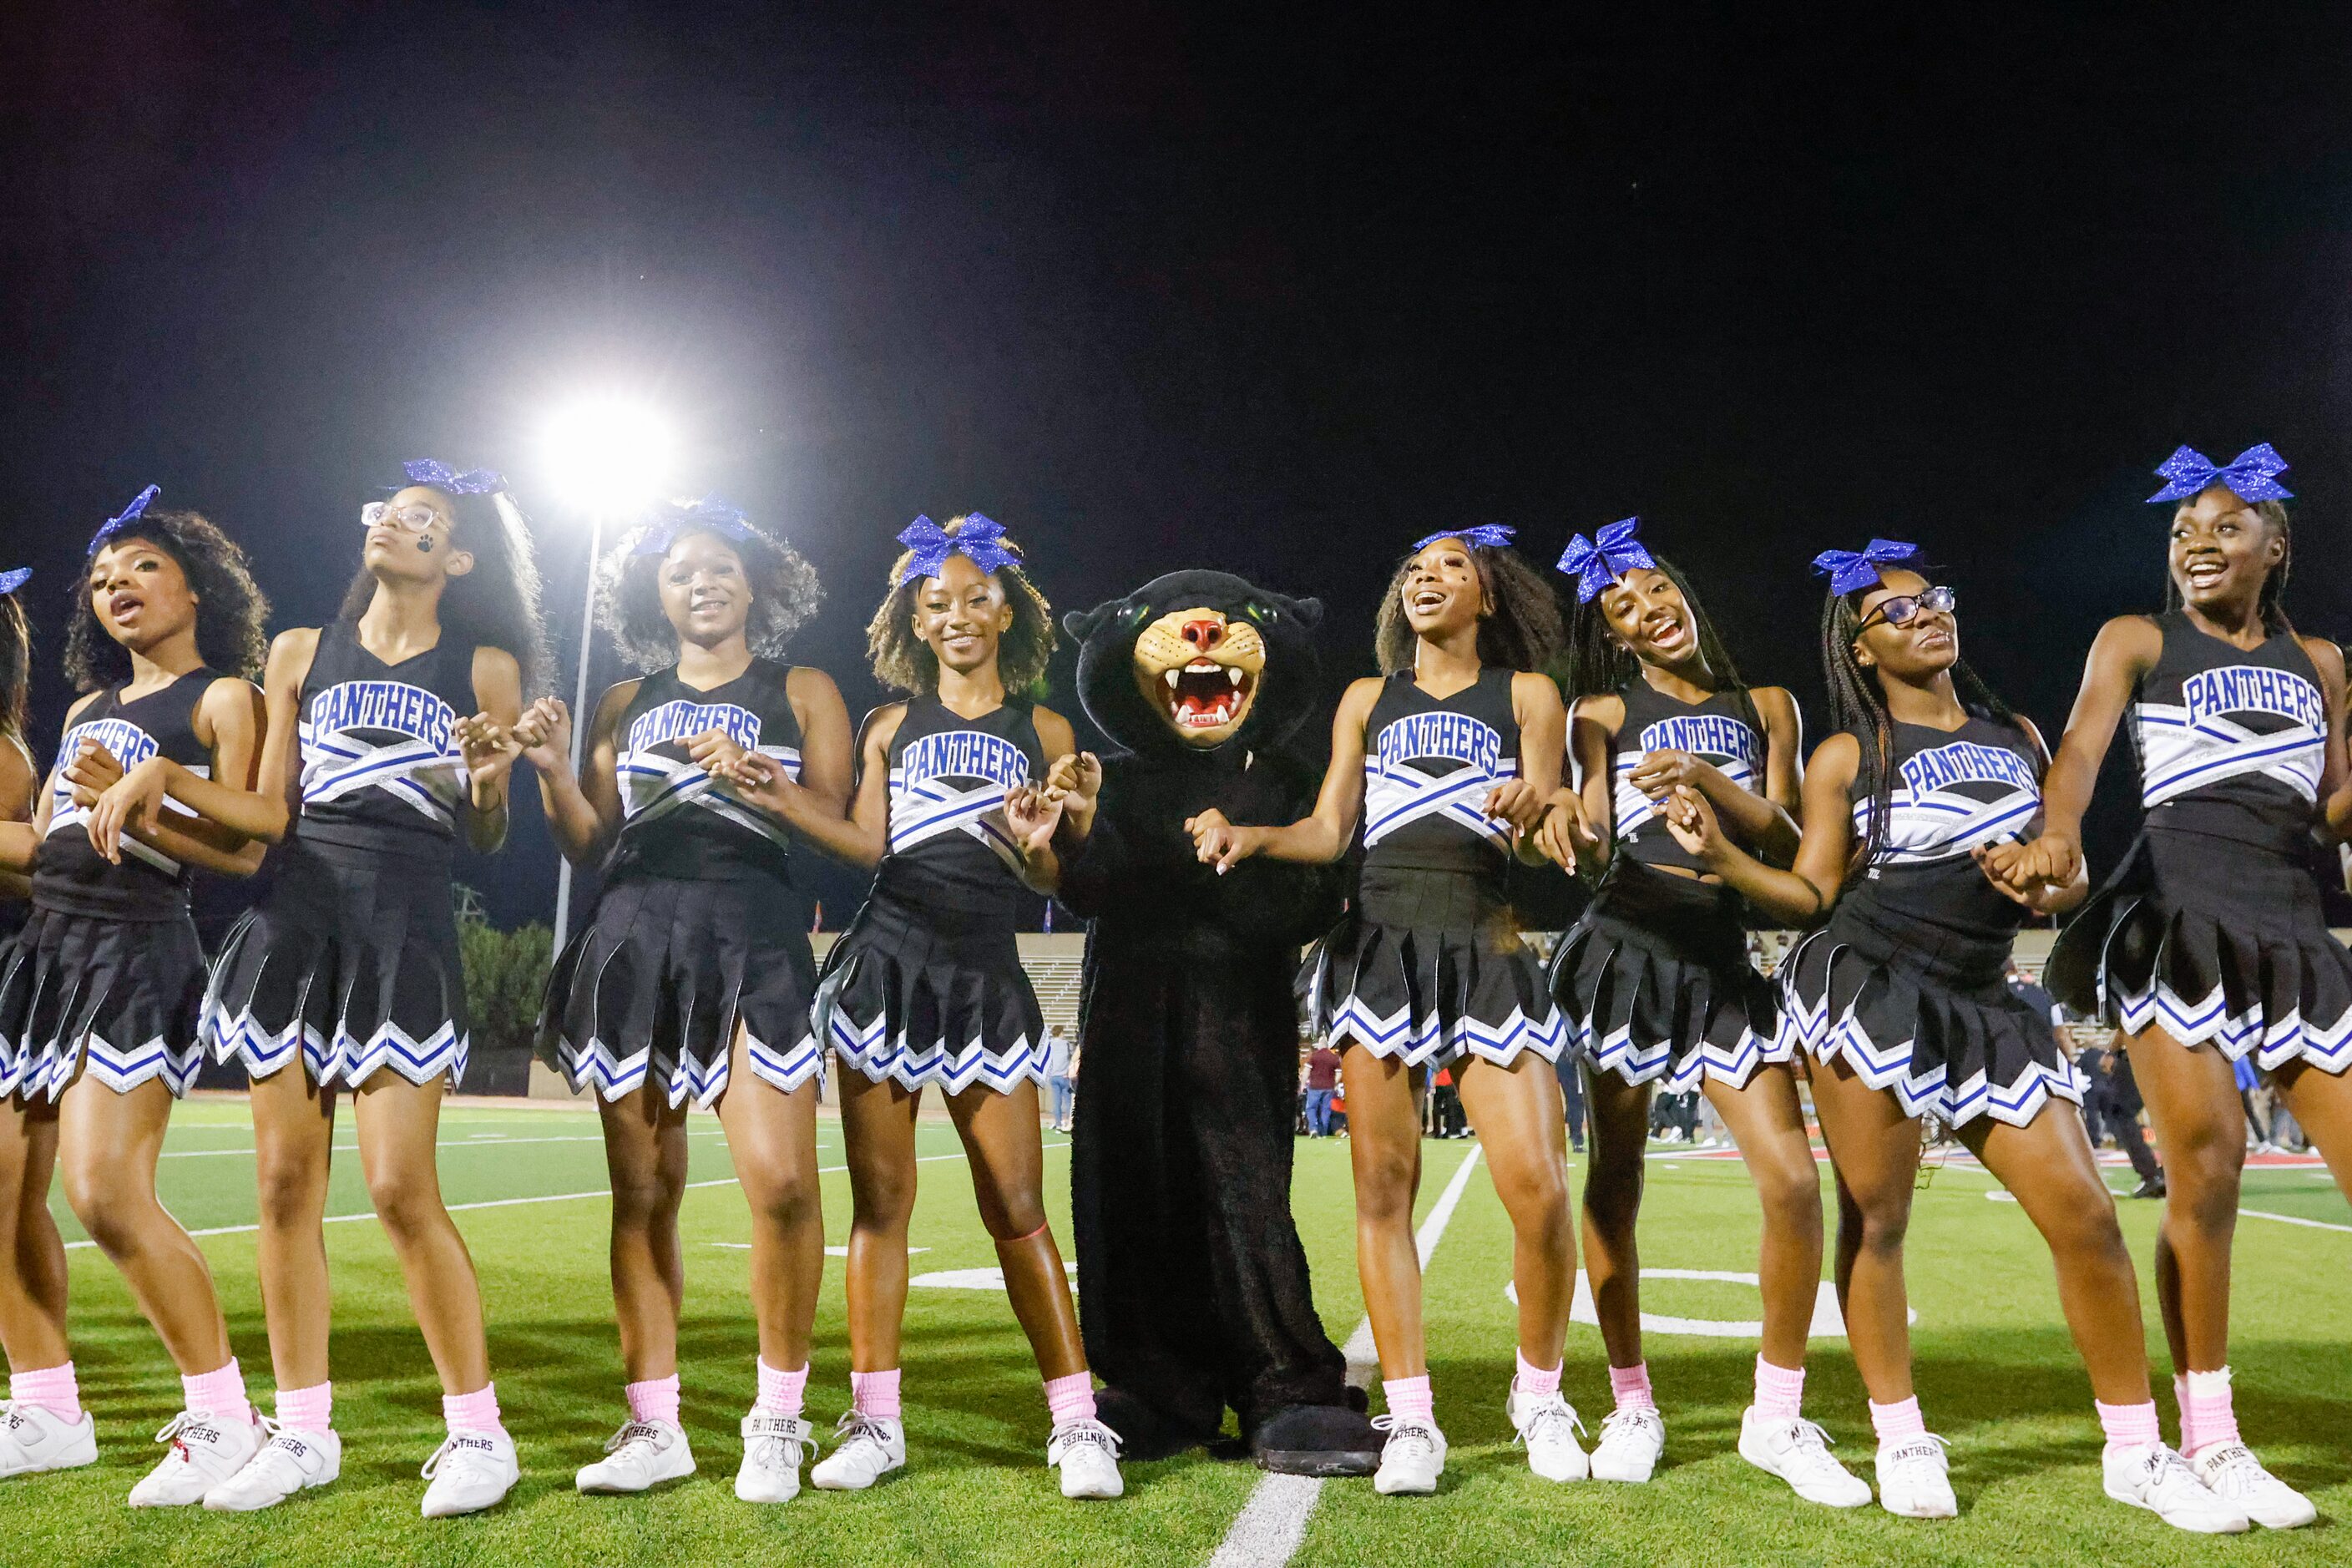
[1412,524,1516,553]
[89,484,160,554]
[0,567,28,597]
[400,458,508,496]
[897,513,1021,584]
[635,494,756,556]
[1812,539,1919,596]
[2147,443,2292,505]
[1555,518,1657,603]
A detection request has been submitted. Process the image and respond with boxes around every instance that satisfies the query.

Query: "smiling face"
[1596,566,1698,668]
[1399,538,1488,640]
[2169,486,2284,613]
[1130,606,1266,744]
[89,535,199,655]
[911,552,1016,678]
[1849,567,1958,683]
[656,528,752,649]
[363,484,473,585]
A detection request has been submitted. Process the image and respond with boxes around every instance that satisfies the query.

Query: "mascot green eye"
[1118,602,1153,635]
[1241,599,1278,626]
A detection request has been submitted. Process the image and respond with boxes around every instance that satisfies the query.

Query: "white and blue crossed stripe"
[1362,711,1515,852]
[1853,740,2041,867]
[888,728,1032,867]
[2134,664,2325,809]
[300,680,466,827]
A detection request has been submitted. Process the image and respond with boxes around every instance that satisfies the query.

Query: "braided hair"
[1820,579,2015,876]
[2162,496,2294,636]
[1374,540,1565,675]
[1560,556,1763,740]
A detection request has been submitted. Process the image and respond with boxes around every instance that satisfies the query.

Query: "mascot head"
[1064,569,1324,754]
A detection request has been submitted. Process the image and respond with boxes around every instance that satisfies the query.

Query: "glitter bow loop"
[1555,517,1657,603]
[1812,539,1919,597]
[896,513,1023,584]
[401,458,508,496]
[2147,443,2293,505]
[0,567,28,596]
[635,494,756,556]
[1412,524,1517,554]
[89,484,161,553]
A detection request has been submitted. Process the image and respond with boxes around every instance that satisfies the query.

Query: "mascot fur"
[1055,570,1379,1474]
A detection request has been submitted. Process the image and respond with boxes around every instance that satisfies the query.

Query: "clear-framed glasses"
[360,501,447,534]
[1855,584,1955,633]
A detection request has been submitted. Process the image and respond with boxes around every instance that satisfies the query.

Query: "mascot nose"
[1182,619,1225,650]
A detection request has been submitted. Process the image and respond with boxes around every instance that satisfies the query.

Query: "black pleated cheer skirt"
[1550,858,1787,1092]
[539,872,821,1107]
[1305,863,1563,1068]
[2046,826,2352,1074]
[0,907,206,1100]
[1780,889,2080,1128]
[817,890,1045,1095]
[203,835,468,1088]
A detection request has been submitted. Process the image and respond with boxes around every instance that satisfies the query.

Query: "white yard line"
[2238,1206,2352,1235]
[1207,1144,1484,1568]
[155,1130,759,1159]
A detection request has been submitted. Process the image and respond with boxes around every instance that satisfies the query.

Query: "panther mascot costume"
[1054,570,1380,1474]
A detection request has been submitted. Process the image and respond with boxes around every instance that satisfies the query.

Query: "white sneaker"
[2191,1441,2316,1530]
[129,1409,263,1507]
[1371,1414,1448,1495]
[0,1401,96,1478]
[1590,1404,1665,1483]
[203,1420,340,1511]
[1046,1417,1124,1500]
[736,1412,810,1503]
[420,1429,518,1517]
[810,1412,905,1491]
[575,1419,695,1495]
[1736,1409,1871,1508]
[2104,1444,2249,1534]
[1506,1388,1588,1481]
[1875,1433,1957,1519]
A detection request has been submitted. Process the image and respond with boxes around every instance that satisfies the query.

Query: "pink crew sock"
[1513,1350,1562,1399]
[1753,1356,1804,1420]
[2176,1368,2240,1455]
[443,1383,502,1436]
[1869,1396,1927,1444]
[851,1368,902,1421]
[184,1358,252,1426]
[756,1358,808,1418]
[2097,1399,2162,1457]
[1608,1361,1657,1413]
[9,1363,81,1424]
[276,1381,331,1433]
[1383,1374,1435,1424]
[625,1373,681,1426]
[1044,1372,1096,1426]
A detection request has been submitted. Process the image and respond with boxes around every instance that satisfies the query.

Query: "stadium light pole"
[542,398,673,950]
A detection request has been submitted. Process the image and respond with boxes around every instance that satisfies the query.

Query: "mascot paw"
[1095,1387,1217,1463]
[1249,1404,1383,1476]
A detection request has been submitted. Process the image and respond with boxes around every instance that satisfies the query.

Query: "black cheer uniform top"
[1359,666,1520,905]
[609,660,802,883]
[296,620,478,858]
[2130,609,2327,855]
[869,696,1044,926]
[34,668,224,921]
[1843,715,2043,946]
[1611,680,1764,876]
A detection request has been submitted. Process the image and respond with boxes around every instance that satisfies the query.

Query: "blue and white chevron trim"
[1318,989,1565,1068]
[2109,972,2352,1074]
[558,1027,822,1108]
[206,1002,468,1089]
[1941,1057,2082,1129]
[5,1031,202,1102]
[819,999,1045,1095]
[1579,1014,1789,1093]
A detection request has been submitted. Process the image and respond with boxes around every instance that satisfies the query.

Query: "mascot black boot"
[1056,571,1380,1476]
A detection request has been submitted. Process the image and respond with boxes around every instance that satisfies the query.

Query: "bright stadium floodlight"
[542,397,675,948]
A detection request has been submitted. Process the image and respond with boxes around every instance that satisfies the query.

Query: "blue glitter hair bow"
[1812,539,1919,596]
[2146,443,2292,505]
[0,567,28,596]
[635,494,756,556]
[89,484,161,554]
[1412,524,1516,553]
[1555,517,1657,603]
[399,458,508,496]
[897,513,1021,584]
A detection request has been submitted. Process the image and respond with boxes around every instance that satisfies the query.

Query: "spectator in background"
[1428,1065,1468,1139]
[1045,1024,1075,1133]
[2233,1055,2274,1154]
[2094,1039,2166,1200]
[1555,1055,1586,1156]
[1302,1039,1341,1137]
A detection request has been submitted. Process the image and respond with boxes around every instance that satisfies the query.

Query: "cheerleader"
[522,497,846,1502]
[107,462,545,1515]
[1534,518,1860,1502]
[1189,526,1576,1496]
[2022,444,2348,1529]
[0,493,271,1502]
[721,513,1122,1500]
[1669,540,2245,1532]
[0,566,32,914]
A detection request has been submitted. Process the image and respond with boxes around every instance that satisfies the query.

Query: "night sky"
[10,6,2352,932]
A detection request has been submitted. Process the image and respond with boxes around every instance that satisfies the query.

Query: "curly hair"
[339,485,551,695]
[595,511,824,673]
[867,516,1057,695]
[0,586,28,742]
[67,509,271,691]
[1560,554,1764,742]
[2162,497,2295,636]
[1373,537,1565,675]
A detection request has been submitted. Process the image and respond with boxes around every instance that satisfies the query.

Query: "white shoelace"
[1598,1406,1657,1443]
[1775,1416,1844,1469]
[1514,1397,1586,1449]
[604,1420,671,1456]
[829,1410,897,1455]
[421,1431,504,1483]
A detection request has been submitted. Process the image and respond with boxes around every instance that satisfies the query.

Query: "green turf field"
[0,1097,2342,1567]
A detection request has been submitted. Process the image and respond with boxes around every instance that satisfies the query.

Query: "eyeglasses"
[1854,584,1955,633]
[359,501,448,534]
